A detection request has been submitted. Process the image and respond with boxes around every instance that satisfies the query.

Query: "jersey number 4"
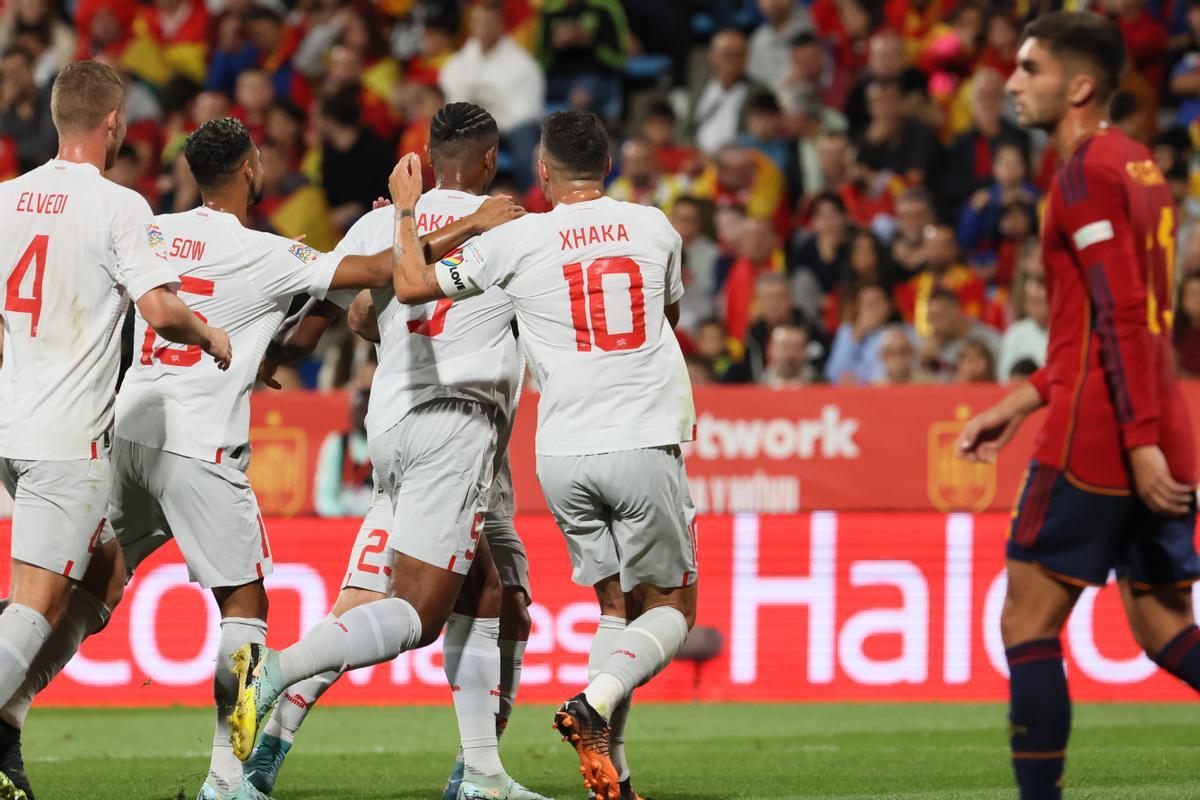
[562,257,646,352]
[140,276,213,367]
[4,235,48,336]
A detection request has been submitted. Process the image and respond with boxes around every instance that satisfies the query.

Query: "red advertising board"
[244,383,1200,517]
[14,513,1196,707]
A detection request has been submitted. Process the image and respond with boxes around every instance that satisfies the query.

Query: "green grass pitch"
[20,703,1200,799]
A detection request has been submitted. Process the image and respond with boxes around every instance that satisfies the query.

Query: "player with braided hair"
[240,103,552,800]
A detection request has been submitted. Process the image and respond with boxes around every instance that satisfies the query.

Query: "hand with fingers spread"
[1130,445,1197,517]
[468,195,525,234]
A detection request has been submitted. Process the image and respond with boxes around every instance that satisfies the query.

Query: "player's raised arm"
[390,153,449,303]
[324,197,522,292]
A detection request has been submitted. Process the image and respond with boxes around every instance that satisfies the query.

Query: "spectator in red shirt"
[839,141,904,240]
[321,44,402,142]
[978,9,1020,76]
[722,216,786,342]
[1112,0,1169,97]
[640,100,697,176]
[895,223,988,335]
[810,0,874,73]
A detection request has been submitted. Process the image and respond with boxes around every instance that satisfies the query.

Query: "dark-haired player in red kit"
[959,11,1200,800]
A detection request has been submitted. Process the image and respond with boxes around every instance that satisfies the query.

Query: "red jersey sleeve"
[1027,366,1051,404]
[1053,159,1160,450]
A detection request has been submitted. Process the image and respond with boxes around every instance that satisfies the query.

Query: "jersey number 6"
[562,257,646,352]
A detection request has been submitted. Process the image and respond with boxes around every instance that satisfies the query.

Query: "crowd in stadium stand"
[4,0,1200,390]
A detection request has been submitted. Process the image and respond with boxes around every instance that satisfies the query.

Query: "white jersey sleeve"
[666,227,684,305]
[243,237,341,303]
[435,222,522,300]
[110,195,180,300]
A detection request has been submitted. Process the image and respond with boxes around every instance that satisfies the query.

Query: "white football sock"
[497,638,526,738]
[277,597,422,685]
[444,613,504,781]
[0,604,51,709]
[269,614,342,744]
[609,695,632,781]
[0,587,108,729]
[584,607,689,719]
[211,616,267,792]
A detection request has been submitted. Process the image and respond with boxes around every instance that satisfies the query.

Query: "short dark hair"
[747,90,781,115]
[243,5,283,25]
[429,102,499,160]
[928,287,962,307]
[541,110,610,180]
[1023,11,1125,101]
[644,99,676,123]
[3,44,33,64]
[809,190,847,217]
[320,88,360,128]
[185,117,254,190]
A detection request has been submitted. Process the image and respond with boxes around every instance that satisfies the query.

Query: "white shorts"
[341,483,394,594]
[368,399,497,576]
[111,438,272,590]
[0,455,114,580]
[536,445,698,593]
[343,479,530,598]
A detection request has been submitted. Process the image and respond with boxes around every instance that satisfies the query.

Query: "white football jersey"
[327,188,519,442]
[437,196,695,456]
[116,207,342,462]
[0,160,180,461]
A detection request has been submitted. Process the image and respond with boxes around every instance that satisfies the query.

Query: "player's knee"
[414,611,450,648]
[500,588,532,640]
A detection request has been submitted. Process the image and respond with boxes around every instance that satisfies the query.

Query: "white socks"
[584,607,689,719]
[277,597,422,685]
[264,615,341,744]
[0,588,109,729]
[588,615,631,778]
[443,613,504,781]
[210,617,267,792]
[497,638,526,737]
[0,604,51,709]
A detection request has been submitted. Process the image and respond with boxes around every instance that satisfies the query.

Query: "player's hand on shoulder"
[388,153,424,210]
[1129,445,1196,517]
[472,195,526,233]
[203,325,233,372]
[372,197,392,211]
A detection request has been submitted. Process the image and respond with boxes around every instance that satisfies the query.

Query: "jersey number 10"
[562,257,647,352]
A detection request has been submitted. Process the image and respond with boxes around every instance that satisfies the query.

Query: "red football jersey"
[1029,126,1195,491]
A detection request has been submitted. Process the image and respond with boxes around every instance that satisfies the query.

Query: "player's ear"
[537,159,549,183]
[604,157,613,179]
[105,109,118,134]
[1065,71,1097,108]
